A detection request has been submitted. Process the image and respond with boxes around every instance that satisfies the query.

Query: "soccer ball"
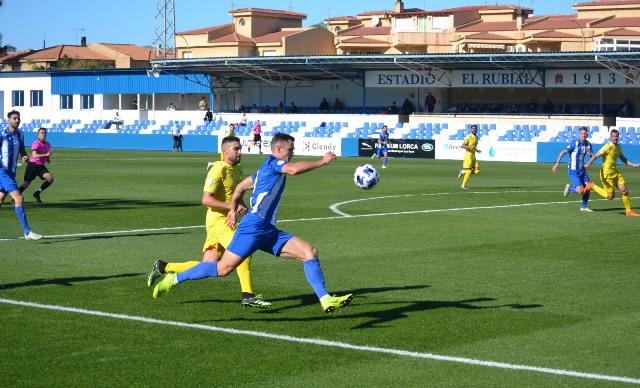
[354,164,380,190]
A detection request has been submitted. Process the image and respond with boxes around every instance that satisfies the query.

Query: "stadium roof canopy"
[150,51,640,89]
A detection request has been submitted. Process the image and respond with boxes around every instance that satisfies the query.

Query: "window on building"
[396,18,414,32]
[182,51,192,59]
[81,95,94,110]
[12,90,24,107]
[61,95,73,110]
[30,90,43,107]
[596,38,640,51]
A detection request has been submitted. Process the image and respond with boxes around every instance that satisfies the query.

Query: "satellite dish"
[371,16,380,26]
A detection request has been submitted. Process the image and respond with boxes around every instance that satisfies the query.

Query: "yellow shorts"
[202,219,235,256]
[463,157,478,170]
[600,170,625,193]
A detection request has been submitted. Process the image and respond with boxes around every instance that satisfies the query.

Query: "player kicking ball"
[154,133,353,313]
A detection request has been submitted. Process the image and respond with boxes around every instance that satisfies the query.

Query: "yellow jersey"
[463,134,479,159]
[203,161,244,223]
[597,142,622,178]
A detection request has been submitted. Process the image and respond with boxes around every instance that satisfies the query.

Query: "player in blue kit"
[154,133,354,313]
[0,110,43,240]
[371,125,389,168]
[552,126,595,212]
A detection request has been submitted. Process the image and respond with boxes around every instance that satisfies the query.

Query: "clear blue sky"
[2,0,578,51]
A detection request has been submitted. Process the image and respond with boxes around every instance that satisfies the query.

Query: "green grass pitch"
[1,149,639,387]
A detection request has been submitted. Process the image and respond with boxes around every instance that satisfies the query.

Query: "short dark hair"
[37,127,47,133]
[272,132,295,147]
[221,136,240,149]
[610,129,619,135]
[471,124,478,129]
[7,110,20,119]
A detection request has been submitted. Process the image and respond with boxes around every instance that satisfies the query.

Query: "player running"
[551,126,595,212]
[585,129,640,216]
[458,124,481,189]
[19,127,55,203]
[371,125,389,169]
[148,136,271,308]
[153,133,353,313]
[0,110,43,240]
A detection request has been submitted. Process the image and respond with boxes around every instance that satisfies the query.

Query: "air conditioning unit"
[506,46,515,52]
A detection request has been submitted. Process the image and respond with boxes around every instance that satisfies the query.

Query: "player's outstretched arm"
[282,152,336,176]
[619,153,640,168]
[585,151,602,168]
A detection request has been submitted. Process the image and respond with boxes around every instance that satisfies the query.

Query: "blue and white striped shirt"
[565,139,592,173]
[249,155,287,225]
[0,127,25,176]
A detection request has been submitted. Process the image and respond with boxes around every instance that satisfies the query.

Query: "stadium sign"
[358,139,435,159]
[225,136,341,156]
[367,69,639,88]
[436,141,537,162]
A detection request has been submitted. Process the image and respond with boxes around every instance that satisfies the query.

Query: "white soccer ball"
[354,164,380,190]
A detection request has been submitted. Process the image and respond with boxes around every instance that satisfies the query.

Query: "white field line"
[0,298,638,385]
[0,193,634,242]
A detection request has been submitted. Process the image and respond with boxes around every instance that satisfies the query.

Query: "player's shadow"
[340,297,542,329]
[185,285,428,318]
[592,206,627,214]
[30,198,198,210]
[43,231,189,242]
[194,285,542,329]
[0,273,141,291]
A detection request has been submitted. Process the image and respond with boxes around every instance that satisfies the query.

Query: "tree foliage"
[56,55,112,69]
[0,33,17,56]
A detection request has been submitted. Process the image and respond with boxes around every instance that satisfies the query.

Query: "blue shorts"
[568,169,590,188]
[226,213,293,259]
[0,168,18,194]
[376,145,388,155]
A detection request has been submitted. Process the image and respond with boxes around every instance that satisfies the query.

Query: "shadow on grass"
[0,273,142,291]
[592,206,628,214]
[187,285,543,328]
[46,231,189,242]
[26,198,198,210]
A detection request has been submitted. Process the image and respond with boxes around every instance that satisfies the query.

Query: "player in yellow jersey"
[584,129,640,217]
[458,124,481,189]
[148,136,271,307]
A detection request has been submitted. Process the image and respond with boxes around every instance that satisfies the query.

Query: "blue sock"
[176,262,218,283]
[15,205,31,234]
[303,258,328,299]
[383,157,387,166]
[569,186,577,193]
[582,191,590,208]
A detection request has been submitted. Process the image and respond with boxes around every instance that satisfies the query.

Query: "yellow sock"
[462,170,472,186]
[591,184,608,198]
[622,194,632,212]
[165,261,200,273]
[236,256,254,294]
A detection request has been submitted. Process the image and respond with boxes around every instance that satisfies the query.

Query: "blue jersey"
[249,155,287,225]
[378,131,388,145]
[0,126,25,176]
[564,139,592,173]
